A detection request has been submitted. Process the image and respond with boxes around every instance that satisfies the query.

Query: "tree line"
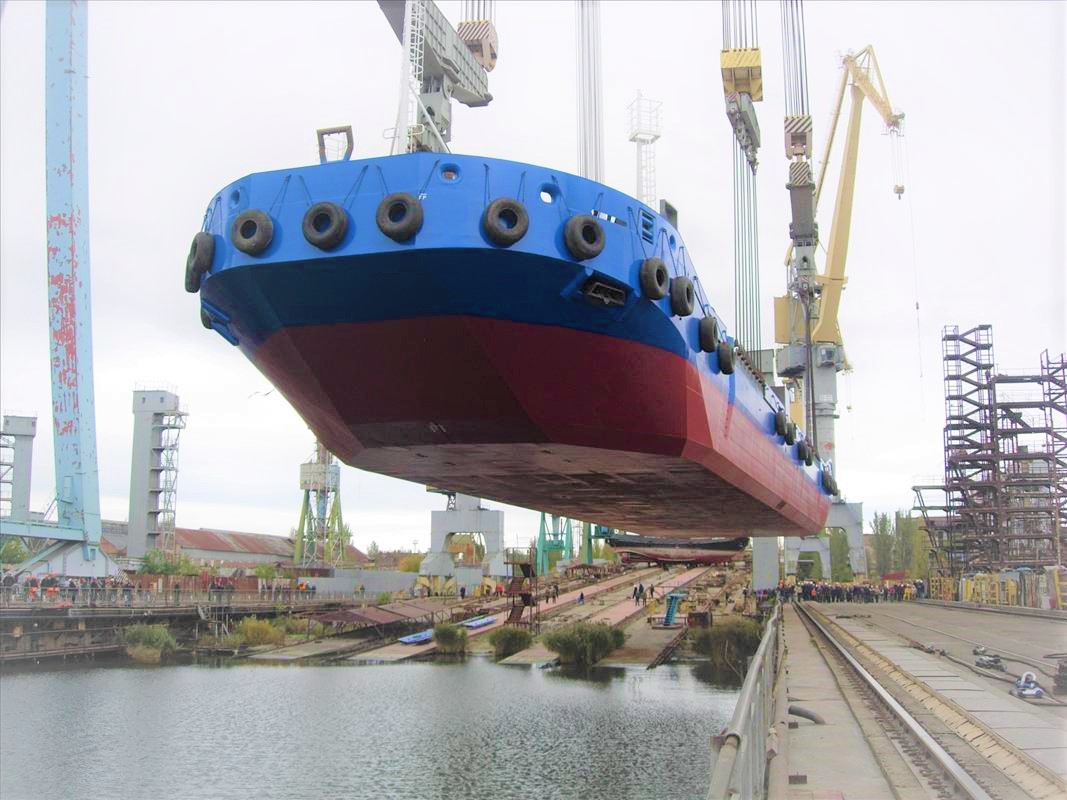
[804,512,929,582]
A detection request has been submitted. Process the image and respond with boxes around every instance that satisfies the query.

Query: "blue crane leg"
[45,0,101,560]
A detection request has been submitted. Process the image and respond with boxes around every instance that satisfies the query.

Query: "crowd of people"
[1,570,139,604]
[0,570,265,606]
[769,578,926,604]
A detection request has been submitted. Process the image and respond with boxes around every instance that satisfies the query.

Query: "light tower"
[294,441,348,566]
[0,415,37,522]
[127,389,186,559]
[627,93,662,207]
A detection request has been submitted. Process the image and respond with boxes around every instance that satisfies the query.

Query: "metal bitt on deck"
[1,1,103,562]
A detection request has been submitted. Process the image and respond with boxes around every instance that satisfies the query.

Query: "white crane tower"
[627,93,662,207]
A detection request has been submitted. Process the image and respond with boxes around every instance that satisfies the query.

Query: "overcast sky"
[1,0,1064,553]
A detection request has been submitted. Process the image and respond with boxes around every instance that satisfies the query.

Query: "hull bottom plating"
[247,315,826,538]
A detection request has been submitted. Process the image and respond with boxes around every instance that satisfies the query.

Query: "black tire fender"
[775,410,788,437]
[184,232,215,293]
[699,316,721,352]
[822,469,835,494]
[639,257,670,300]
[563,214,605,260]
[302,201,349,250]
[376,192,424,242]
[483,197,529,247]
[670,276,695,317]
[230,209,274,256]
[717,340,735,375]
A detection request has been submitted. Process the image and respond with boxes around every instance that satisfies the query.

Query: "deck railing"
[707,603,782,800]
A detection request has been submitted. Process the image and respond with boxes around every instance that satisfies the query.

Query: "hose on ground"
[788,704,826,725]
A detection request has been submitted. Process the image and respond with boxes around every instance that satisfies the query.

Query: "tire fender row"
[185,195,609,294]
[636,257,816,475]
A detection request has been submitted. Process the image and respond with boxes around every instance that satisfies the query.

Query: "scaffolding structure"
[0,416,36,522]
[504,546,540,631]
[914,325,1067,574]
[127,390,186,559]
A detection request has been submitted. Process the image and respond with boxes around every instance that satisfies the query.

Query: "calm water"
[1,658,737,800]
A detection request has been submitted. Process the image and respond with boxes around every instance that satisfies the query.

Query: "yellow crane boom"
[775,46,903,431]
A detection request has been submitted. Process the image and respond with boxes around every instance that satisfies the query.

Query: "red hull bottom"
[618,549,743,566]
[249,316,828,538]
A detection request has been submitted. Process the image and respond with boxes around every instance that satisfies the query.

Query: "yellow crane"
[774,45,904,465]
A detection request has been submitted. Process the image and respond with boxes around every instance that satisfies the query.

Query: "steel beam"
[0,520,88,541]
[44,0,101,560]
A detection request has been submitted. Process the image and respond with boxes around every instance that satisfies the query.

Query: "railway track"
[794,603,1066,800]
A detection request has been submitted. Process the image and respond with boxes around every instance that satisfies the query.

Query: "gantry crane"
[774,45,904,469]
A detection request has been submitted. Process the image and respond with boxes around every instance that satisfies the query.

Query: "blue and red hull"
[193,152,832,538]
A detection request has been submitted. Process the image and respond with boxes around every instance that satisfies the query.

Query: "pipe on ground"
[788,704,825,725]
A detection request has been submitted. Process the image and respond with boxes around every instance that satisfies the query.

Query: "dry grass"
[126,644,163,665]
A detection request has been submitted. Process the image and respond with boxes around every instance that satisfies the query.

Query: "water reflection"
[692,660,746,689]
[1,658,738,800]
[547,663,629,686]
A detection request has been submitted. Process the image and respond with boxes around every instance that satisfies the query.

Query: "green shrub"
[690,617,762,669]
[432,623,468,654]
[543,622,624,666]
[122,624,177,652]
[376,591,392,605]
[487,626,532,659]
[272,615,307,634]
[236,616,285,646]
[253,564,277,581]
[138,549,202,576]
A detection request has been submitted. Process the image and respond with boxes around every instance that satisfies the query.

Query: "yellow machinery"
[774,46,904,463]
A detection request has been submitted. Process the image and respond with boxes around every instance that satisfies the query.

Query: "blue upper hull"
[190,152,834,537]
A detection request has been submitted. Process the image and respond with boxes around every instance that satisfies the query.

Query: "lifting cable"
[724,0,762,356]
[780,0,810,118]
[779,0,818,444]
[900,135,926,418]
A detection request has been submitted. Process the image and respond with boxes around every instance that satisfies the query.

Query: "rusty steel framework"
[914,325,1067,575]
[503,546,540,631]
